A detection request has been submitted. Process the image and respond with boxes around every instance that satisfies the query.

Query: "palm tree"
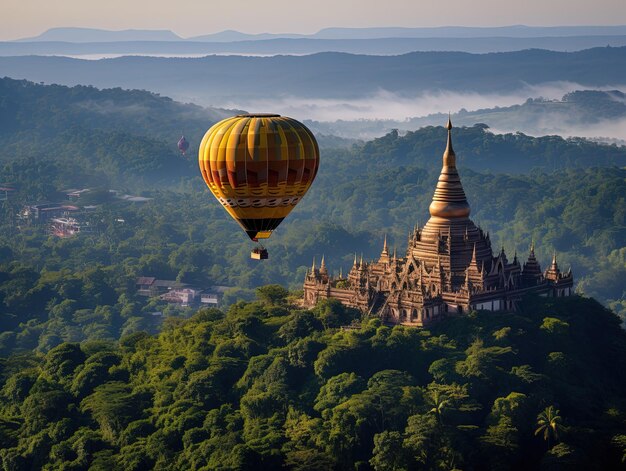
[535,405,563,448]
[428,390,450,425]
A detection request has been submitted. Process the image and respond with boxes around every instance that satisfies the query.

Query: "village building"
[49,217,91,237]
[303,119,574,326]
[21,202,80,221]
[136,277,227,307]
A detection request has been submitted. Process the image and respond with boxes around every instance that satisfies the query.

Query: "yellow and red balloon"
[198,114,319,241]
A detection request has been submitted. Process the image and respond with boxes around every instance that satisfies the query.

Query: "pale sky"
[2,0,625,41]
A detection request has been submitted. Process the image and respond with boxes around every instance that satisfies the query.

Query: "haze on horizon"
[2,0,626,41]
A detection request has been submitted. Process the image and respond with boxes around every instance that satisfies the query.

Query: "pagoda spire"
[443,114,455,167]
[428,118,470,220]
[379,234,391,264]
[544,252,562,281]
[311,257,316,271]
[470,242,478,265]
[522,240,542,284]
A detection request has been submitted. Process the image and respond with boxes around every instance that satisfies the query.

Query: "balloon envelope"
[198,114,319,241]
[178,135,190,154]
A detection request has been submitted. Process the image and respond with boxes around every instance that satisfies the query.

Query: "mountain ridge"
[1,47,625,109]
[4,36,626,56]
[15,25,626,42]
[16,27,182,42]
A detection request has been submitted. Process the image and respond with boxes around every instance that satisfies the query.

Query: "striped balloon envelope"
[198,114,320,242]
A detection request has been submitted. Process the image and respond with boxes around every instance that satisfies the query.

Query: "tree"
[535,405,563,448]
[255,285,289,306]
[314,298,358,330]
[370,431,407,471]
[80,382,150,441]
[427,389,450,425]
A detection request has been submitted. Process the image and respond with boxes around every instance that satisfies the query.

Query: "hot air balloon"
[198,114,320,260]
[178,135,190,156]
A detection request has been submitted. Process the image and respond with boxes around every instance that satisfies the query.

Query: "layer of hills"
[16,25,626,41]
[0,77,238,140]
[1,78,625,318]
[2,47,626,109]
[2,77,626,182]
[5,25,626,56]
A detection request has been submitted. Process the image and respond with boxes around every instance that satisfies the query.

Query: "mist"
[196,81,626,142]
[206,81,624,121]
[489,117,626,143]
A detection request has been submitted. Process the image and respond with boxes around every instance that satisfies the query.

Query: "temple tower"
[411,117,493,288]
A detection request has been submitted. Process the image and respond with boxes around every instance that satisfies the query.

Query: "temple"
[303,119,574,326]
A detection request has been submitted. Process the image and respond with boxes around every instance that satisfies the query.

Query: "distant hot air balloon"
[178,135,190,156]
[198,114,320,259]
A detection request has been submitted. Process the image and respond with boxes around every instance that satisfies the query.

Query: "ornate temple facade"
[302,119,574,327]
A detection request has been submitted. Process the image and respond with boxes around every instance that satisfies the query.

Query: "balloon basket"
[251,246,268,260]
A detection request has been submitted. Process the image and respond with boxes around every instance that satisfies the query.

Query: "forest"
[0,78,626,468]
[0,291,625,469]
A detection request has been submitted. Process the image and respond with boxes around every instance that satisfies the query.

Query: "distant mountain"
[1,47,625,107]
[16,25,626,44]
[16,27,182,42]
[8,25,626,57]
[3,36,626,56]
[311,25,626,39]
[189,29,306,42]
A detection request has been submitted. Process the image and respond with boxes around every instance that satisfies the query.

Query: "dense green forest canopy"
[0,77,235,140]
[0,293,625,469]
[0,74,625,469]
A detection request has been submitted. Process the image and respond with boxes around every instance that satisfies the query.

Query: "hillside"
[0,77,236,141]
[1,47,625,107]
[0,78,242,188]
[349,125,626,173]
[0,293,624,469]
[3,77,626,176]
[1,79,625,353]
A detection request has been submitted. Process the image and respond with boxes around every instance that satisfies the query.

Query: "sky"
[2,0,626,40]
